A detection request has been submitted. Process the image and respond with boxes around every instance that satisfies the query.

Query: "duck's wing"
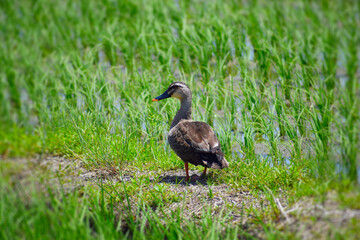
[177,121,223,155]
[169,121,229,169]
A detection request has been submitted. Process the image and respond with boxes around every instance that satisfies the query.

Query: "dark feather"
[168,120,228,169]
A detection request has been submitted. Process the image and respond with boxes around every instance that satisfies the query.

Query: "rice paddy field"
[1,0,360,239]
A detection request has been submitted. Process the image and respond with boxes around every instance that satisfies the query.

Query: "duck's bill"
[152,91,170,101]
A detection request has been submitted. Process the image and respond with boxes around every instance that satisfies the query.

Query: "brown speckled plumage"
[153,82,229,181]
[168,120,227,169]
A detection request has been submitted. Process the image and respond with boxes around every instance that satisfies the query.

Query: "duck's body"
[153,82,229,181]
[168,120,226,169]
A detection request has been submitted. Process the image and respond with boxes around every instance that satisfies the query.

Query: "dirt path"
[2,156,360,239]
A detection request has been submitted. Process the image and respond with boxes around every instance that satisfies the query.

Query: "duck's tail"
[201,153,229,169]
[217,155,229,169]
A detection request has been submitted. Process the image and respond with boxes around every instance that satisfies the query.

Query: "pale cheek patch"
[172,92,182,100]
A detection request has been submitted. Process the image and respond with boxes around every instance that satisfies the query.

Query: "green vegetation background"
[0,0,359,238]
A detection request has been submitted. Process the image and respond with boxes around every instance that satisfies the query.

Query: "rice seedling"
[1,0,359,238]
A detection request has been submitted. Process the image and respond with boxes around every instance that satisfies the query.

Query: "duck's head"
[152,82,191,102]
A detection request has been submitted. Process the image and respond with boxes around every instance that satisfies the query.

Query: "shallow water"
[15,81,359,183]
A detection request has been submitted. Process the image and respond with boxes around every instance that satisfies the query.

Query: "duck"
[152,82,229,182]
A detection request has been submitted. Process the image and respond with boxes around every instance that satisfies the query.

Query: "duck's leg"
[185,162,190,182]
[201,167,207,177]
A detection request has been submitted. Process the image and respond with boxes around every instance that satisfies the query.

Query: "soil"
[2,156,360,239]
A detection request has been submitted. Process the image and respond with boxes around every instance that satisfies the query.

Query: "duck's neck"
[170,96,192,129]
